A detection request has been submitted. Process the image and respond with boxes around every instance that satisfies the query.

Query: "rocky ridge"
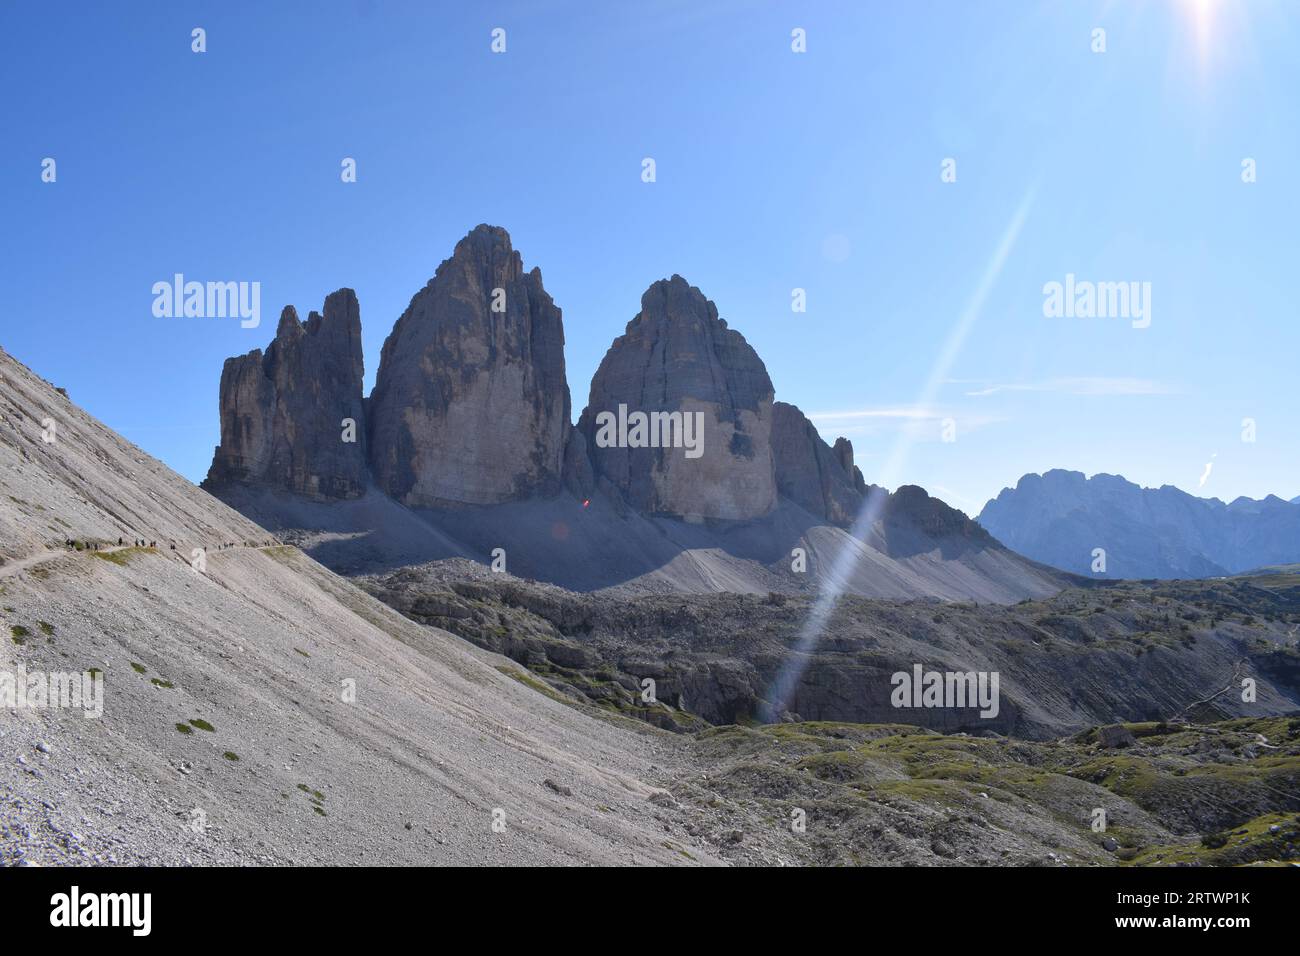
[204,227,862,526]
[206,290,368,500]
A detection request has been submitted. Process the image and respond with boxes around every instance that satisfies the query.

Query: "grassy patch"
[174,723,193,735]
[222,751,240,762]
[10,624,30,643]
[37,621,54,636]
[90,550,131,566]
[296,783,328,816]
[188,718,215,732]
[130,661,147,673]
[150,678,174,689]
[495,664,571,705]
[661,840,695,861]
[1125,812,1300,867]
[293,647,310,658]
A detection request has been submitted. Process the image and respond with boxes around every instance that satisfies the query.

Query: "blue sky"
[3,0,1297,514]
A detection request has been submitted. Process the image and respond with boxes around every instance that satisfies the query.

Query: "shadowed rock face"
[771,401,864,526]
[204,289,367,500]
[367,224,571,507]
[577,276,777,521]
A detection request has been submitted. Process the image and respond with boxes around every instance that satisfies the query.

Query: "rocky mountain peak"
[204,288,367,500]
[275,304,303,339]
[576,276,777,521]
[770,402,864,526]
[367,224,571,507]
[201,227,910,538]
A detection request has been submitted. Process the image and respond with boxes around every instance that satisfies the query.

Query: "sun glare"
[1183,0,1226,74]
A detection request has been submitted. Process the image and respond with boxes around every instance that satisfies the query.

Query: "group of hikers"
[63,537,279,552]
[65,537,160,550]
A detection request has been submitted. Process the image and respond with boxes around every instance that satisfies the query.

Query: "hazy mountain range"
[979,470,1300,579]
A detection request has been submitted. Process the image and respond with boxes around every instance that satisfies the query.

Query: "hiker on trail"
[118,537,123,546]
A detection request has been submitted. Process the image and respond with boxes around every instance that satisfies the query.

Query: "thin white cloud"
[957,377,1176,398]
[808,407,1005,437]
[807,407,936,422]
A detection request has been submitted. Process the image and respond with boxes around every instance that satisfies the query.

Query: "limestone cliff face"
[204,289,367,500]
[204,229,882,529]
[366,225,571,507]
[577,276,777,521]
[770,402,864,526]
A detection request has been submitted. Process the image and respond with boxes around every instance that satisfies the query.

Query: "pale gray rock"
[833,437,867,492]
[577,276,777,521]
[204,289,367,500]
[367,225,571,507]
[1098,725,1136,749]
[562,428,594,500]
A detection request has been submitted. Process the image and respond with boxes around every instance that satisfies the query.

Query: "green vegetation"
[495,664,570,704]
[37,620,54,636]
[90,549,131,566]
[296,783,327,817]
[188,718,215,732]
[10,624,30,643]
[130,661,147,673]
[222,752,240,762]
[687,716,1300,865]
[88,546,158,566]
[174,723,193,735]
[661,841,695,861]
[493,661,705,733]
[150,678,174,689]
[1126,813,1300,866]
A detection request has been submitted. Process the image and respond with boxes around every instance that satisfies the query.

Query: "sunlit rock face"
[578,276,777,521]
[205,289,368,500]
[367,225,572,507]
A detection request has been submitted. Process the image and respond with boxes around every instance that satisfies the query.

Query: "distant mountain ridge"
[978,469,1300,579]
